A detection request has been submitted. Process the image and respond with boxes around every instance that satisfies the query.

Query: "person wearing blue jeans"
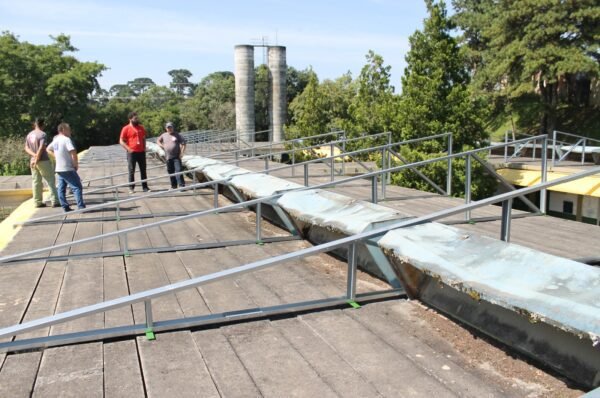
[57,170,85,211]
[157,122,187,189]
[47,123,86,212]
[166,157,185,188]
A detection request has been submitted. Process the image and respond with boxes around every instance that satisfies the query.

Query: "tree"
[397,0,488,150]
[168,69,194,96]
[287,71,357,146]
[180,71,235,131]
[127,77,155,96]
[453,0,600,135]
[0,32,105,141]
[132,85,182,136]
[109,84,135,99]
[287,70,328,140]
[286,66,313,123]
[394,0,493,199]
[348,51,398,138]
[254,64,270,136]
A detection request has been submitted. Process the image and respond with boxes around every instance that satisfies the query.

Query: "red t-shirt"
[120,123,147,153]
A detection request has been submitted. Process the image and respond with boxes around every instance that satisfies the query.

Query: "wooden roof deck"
[0,146,584,397]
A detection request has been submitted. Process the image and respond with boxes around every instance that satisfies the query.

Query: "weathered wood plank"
[137,331,219,398]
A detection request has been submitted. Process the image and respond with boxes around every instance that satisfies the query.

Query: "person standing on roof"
[47,123,86,212]
[157,122,186,190]
[24,117,60,208]
[119,111,150,194]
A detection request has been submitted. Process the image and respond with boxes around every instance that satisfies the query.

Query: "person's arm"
[157,135,164,149]
[141,126,147,151]
[70,149,78,171]
[34,143,46,164]
[24,143,36,158]
[119,138,132,152]
[119,127,132,152]
[46,143,55,158]
[179,135,186,158]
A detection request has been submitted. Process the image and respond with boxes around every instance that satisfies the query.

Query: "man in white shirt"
[47,123,85,212]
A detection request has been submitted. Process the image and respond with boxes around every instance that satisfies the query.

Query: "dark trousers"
[167,158,185,188]
[127,151,148,190]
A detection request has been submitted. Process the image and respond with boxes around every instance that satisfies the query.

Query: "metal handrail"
[224,131,392,165]
[82,130,345,184]
[205,130,346,159]
[4,134,546,263]
[13,134,441,227]
[15,178,229,226]
[0,164,596,350]
[25,133,535,228]
[552,130,600,167]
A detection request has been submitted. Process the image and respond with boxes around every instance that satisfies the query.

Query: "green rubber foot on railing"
[468,220,476,225]
[256,240,264,246]
[347,300,361,309]
[124,251,131,258]
[145,329,155,340]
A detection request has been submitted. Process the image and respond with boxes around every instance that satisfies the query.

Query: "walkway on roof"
[0,145,584,396]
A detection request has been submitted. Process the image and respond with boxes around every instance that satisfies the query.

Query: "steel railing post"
[256,203,262,243]
[447,133,453,196]
[213,182,219,208]
[145,300,153,330]
[552,130,557,167]
[192,173,197,196]
[504,130,508,162]
[342,134,347,177]
[500,199,513,242]
[541,136,548,213]
[122,233,129,256]
[465,154,472,221]
[330,143,335,182]
[265,157,269,175]
[371,176,378,204]
[387,133,392,185]
[582,138,586,165]
[115,188,120,221]
[304,163,309,186]
[346,242,357,300]
[291,140,296,178]
[381,148,386,200]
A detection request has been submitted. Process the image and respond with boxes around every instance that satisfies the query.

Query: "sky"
[0,0,430,91]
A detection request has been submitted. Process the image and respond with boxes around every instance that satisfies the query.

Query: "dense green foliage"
[453,0,600,135]
[397,0,488,149]
[391,0,493,198]
[0,32,105,142]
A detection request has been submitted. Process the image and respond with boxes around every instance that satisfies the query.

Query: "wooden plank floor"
[0,146,584,397]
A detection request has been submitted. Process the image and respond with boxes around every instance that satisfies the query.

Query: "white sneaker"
[129,189,135,194]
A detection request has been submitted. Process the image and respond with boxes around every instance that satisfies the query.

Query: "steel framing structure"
[0,166,597,353]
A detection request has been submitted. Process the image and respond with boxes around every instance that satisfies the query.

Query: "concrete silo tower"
[234,44,287,143]
[234,45,255,142]
[268,46,286,143]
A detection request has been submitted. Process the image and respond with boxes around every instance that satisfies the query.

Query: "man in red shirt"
[119,111,150,193]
